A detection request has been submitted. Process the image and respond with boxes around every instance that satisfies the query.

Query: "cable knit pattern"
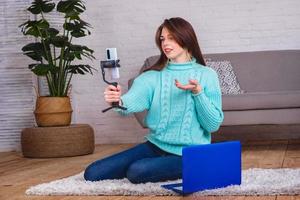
[114,58,224,156]
[156,71,171,137]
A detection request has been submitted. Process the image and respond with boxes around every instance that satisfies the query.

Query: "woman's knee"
[84,157,127,181]
[126,161,149,184]
[84,163,99,181]
[84,159,109,181]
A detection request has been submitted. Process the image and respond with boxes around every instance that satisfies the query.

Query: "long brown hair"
[144,17,206,72]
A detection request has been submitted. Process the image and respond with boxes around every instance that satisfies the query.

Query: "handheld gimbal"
[100,59,127,113]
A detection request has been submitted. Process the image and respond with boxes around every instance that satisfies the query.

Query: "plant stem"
[57,18,69,96]
[40,12,53,66]
[64,72,73,96]
[62,35,73,96]
[62,60,71,95]
[38,12,58,96]
[37,29,51,65]
[52,45,58,90]
[53,45,56,66]
[37,26,57,96]
[46,74,55,96]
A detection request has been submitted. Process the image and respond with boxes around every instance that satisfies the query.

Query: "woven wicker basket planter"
[21,124,94,158]
[34,96,73,127]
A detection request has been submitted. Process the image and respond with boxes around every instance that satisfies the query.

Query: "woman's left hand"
[175,79,202,94]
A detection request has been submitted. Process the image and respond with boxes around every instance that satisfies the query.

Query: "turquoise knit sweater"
[115,58,224,156]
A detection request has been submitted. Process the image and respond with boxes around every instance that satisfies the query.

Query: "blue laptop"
[161,141,241,195]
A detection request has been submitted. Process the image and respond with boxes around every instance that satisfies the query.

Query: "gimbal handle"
[100,60,127,113]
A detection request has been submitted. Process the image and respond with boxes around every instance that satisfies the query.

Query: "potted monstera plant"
[19,0,94,127]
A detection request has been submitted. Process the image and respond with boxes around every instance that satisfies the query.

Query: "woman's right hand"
[104,85,122,106]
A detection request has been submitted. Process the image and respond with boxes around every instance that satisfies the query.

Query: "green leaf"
[30,64,54,76]
[21,42,49,61]
[19,20,50,38]
[63,19,91,38]
[47,28,60,37]
[37,19,50,29]
[28,64,37,69]
[29,63,59,75]
[67,64,94,75]
[68,44,93,53]
[65,44,94,60]
[81,45,94,54]
[63,22,75,31]
[63,52,76,61]
[74,52,81,59]
[27,0,55,14]
[39,27,59,38]
[57,0,86,14]
[19,20,37,37]
[49,35,69,47]
[65,10,80,19]
[71,30,86,37]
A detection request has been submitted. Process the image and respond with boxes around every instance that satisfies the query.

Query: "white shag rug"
[26,168,300,196]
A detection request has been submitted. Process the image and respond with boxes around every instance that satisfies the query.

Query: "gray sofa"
[129,50,300,142]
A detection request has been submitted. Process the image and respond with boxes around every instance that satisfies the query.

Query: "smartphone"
[106,48,119,79]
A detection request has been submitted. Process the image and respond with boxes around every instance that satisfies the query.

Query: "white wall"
[72,0,300,145]
[0,0,299,151]
[0,0,35,152]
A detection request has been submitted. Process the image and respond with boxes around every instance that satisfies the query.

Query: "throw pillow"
[205,59,245,95]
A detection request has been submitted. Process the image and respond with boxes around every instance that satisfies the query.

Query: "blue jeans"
[84,141,182,184]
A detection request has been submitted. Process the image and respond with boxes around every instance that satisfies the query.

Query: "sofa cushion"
[205,59,245,95]
[223,90,300,111]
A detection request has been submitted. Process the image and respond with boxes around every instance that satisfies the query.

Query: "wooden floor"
[1,140,300,200]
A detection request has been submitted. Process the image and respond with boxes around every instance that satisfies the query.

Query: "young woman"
[84,17,224,184]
